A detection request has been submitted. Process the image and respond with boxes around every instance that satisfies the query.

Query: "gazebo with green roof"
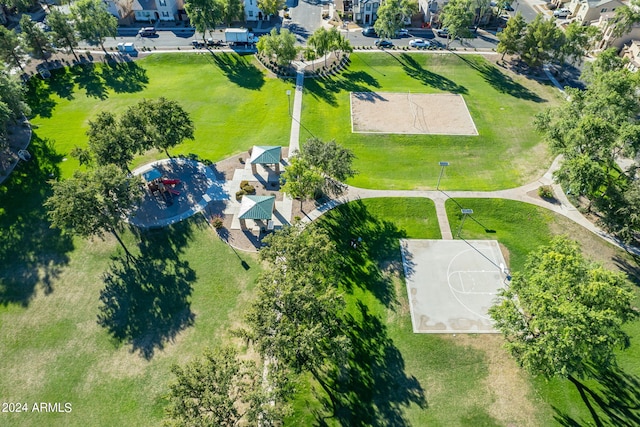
[249,146,282,174]
[238,195,276,230]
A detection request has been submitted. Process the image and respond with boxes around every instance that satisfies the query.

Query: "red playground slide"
[162,179,181,186]
[167,188,180,196]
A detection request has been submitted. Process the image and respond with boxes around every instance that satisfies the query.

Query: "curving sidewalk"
[286,55,639,256]
[299,158,640,255]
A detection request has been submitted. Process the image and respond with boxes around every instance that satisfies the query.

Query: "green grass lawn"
[302,53,562,191]
[445,198,640,425]
[27,53,294,178]
[0,216,260,426]
[281,197,640,426]
[5,52,640,426]
[0,135,261,426]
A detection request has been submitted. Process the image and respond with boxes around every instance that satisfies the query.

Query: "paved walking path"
[63,49,637,255]
[300,156,640,255]
[281,55,638,255]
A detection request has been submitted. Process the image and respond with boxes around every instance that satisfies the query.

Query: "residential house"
[621,39,640,71]
[354,0,379,25]
[593,11,640,51]
[418,0,438,25]
[565,0,624,25]
[103,0,134,24]
[337,0,354,22]
[244,0,269,21]
[131,0,181,21]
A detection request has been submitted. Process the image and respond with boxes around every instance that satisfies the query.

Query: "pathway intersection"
[289,58,639,256]
[72,48,637,255]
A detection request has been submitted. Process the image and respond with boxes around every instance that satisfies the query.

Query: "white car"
[409,38,431,48]
[553,8,571,18]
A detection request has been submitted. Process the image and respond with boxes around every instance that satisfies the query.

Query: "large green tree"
[243,224,349,411]
[373,0,417,40]
[256,27,297,66]
[184,0,224,40]
[559,22,600,65]
[280,156,324,208]
[497,12,526,61]
[580,47,626,84]
[302,137,356,197]
[473,0,491,27]
[134,98,195,157]
[19,15,54,62]
[489,237,638,380]
[307,27,351,67]
[0,25,25,71]
[71,0,118,51]
[46,9,79,61]
[0,66,29,153]
[519,14,562,67]
[85,111,138,173]
[612,0,640,38]
[165,346,290,426]
[257,0,284,17]
[440,0,474,47]
[222,0,243,26]
[0,0,36,12]
[535,66,640,240]
[45,165,143,258]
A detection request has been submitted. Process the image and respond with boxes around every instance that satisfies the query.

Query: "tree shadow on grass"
[71,62,108,100]
[453,54,545,102]
[305,70,380,107]
[97,255,195,359]
[25,60,149,118]
[553,366,640,427]
[314,302,427,426]
[396,53,467,94]
[25,67,76,118]
[613,252,640,288]
[100,60,149,94]
[207,52,265,90]
[97,219,200,359]
[315,199,406,308]
[0,134,72,306]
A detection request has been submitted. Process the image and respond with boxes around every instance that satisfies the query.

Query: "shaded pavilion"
[238,195,276,230]
[250,146,282,174]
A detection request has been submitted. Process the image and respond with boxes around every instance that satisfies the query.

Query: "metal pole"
[436,161,449,190]
[456,208,473,238]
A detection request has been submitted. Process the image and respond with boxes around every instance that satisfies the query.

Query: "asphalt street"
[79,0,562,51]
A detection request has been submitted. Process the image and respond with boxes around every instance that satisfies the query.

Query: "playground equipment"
[147,177,181,203]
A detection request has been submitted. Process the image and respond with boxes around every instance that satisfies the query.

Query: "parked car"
[206,38,224,47]
[375,39,394,48]
[138,27,156,37]
[503,3,514,11]
[409,38,431,48]
[395,28,410,38]
[553,8,571,18]
[191,39,205,48]
[362,27,377,37]
[435,28,449,37]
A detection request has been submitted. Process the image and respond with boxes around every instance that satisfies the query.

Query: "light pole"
[286,90,291,116]
[436,161,449,190]
[456,208,474,238]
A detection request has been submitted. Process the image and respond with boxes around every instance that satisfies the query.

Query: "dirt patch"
[350,92,478,135]
[445,334,541,426]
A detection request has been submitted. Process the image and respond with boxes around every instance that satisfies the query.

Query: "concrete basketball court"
[400,239,509,334]
[350,92,478,135]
